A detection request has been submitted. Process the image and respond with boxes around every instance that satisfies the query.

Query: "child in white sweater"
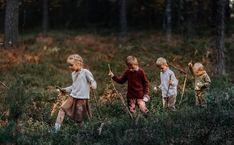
[54,54,97,132]
[156,57,178,110]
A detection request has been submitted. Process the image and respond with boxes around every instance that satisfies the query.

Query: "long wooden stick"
[179,60,192,105]
[165,74,172,108]
[168,63,186,74]
[92,90,102,120]
[108,64,133,119]
[179,72,188,105]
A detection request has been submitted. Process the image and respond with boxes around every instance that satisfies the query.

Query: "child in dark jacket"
[108,56,150,115]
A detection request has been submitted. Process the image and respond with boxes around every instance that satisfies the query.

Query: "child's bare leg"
[137,99,149,113]
[53,109,65,133]
[128,98,136,113]
[54,97,73,132]
[56,109,65,124]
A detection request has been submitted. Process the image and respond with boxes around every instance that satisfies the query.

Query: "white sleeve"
[85,69,97,89]
[63,86,72,93]
[171,72,178,87]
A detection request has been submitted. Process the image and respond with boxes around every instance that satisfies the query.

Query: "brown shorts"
[61,96,92,123]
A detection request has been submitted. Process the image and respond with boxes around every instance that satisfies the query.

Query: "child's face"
[68,62,82,72]
[157,64,168,72]
[194,68,204,76]
[127,64,138,71]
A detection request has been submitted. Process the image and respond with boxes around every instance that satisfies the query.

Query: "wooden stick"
[168,63,186,74]
[179,73,188,105]
[108,64,133,119]
[0,81,9,89]
[92,90,102,120]
[97,122,105,135]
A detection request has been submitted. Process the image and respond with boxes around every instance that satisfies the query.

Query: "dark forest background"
[1,0,234,75]
[0,0,233,34]
[0,0,234,145]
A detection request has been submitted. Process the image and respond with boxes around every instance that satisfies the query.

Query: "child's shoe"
[201,104,207,108]
[52,123,61,134]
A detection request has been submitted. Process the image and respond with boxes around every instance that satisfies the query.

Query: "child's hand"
[169,80,173,85]
[188,62,193,67]
[90,82,97,90]
[158,85,161,89]
[153,86,157,92]
[108,70,114,78]
[143,95,150,102]
[56,86,66,95]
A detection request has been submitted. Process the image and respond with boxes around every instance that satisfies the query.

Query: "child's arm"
[202,73,211,88]
[111,70,128,84]
[63,86,72,93]
[85,70,97,89]
[169,72,178,87]
[188,62,195,76]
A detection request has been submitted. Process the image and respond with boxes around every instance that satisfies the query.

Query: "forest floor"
[0,31,234,145]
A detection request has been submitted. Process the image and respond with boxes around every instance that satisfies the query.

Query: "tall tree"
[165,0,172,42]
[4,0,19,48]
[42,0,49,33]
[119,0,127,45]
[215,0,226,75]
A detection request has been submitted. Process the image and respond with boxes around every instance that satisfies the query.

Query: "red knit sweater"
[112,68,149,99]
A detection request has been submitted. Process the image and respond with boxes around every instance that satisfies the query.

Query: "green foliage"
[0,32,234,144]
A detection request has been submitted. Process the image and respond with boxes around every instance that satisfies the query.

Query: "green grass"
[0,31,234,145]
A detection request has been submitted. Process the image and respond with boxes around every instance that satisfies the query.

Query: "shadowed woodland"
[0,0,234,145]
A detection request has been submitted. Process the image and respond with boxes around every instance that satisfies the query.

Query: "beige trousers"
[162,95,176,109]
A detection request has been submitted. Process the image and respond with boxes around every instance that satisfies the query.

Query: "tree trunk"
[176,0,182,27]
[165,0,172,42]
[195,0,203,24]
[216,0,226,75]
[4,0,19,48]
[119,0,127,45]
[42,0,49,33]
[225,0,231,20]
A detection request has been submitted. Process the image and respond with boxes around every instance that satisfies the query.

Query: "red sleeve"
[141,69,149,95]
[112,70,128,84]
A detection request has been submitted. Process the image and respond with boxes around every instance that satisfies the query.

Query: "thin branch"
[0,81,9,89]
[108,64,133,119]
[168,63,186,74]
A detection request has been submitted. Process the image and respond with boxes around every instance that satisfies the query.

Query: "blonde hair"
[67,54,83,66]
[126,56,138,65]
[156,57,168,66]
[193,62,204,72]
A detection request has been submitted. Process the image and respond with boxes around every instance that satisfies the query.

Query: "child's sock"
[54,123,61,132]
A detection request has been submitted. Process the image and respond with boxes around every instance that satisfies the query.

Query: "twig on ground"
[97,122,105,135]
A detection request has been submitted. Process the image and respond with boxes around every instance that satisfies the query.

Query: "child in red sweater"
[108,56,150,115]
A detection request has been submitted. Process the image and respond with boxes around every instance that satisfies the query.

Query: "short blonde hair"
[67,54,83,66]
[156,57,167,66]
[126,56,138,65]
[193,62,204,72]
